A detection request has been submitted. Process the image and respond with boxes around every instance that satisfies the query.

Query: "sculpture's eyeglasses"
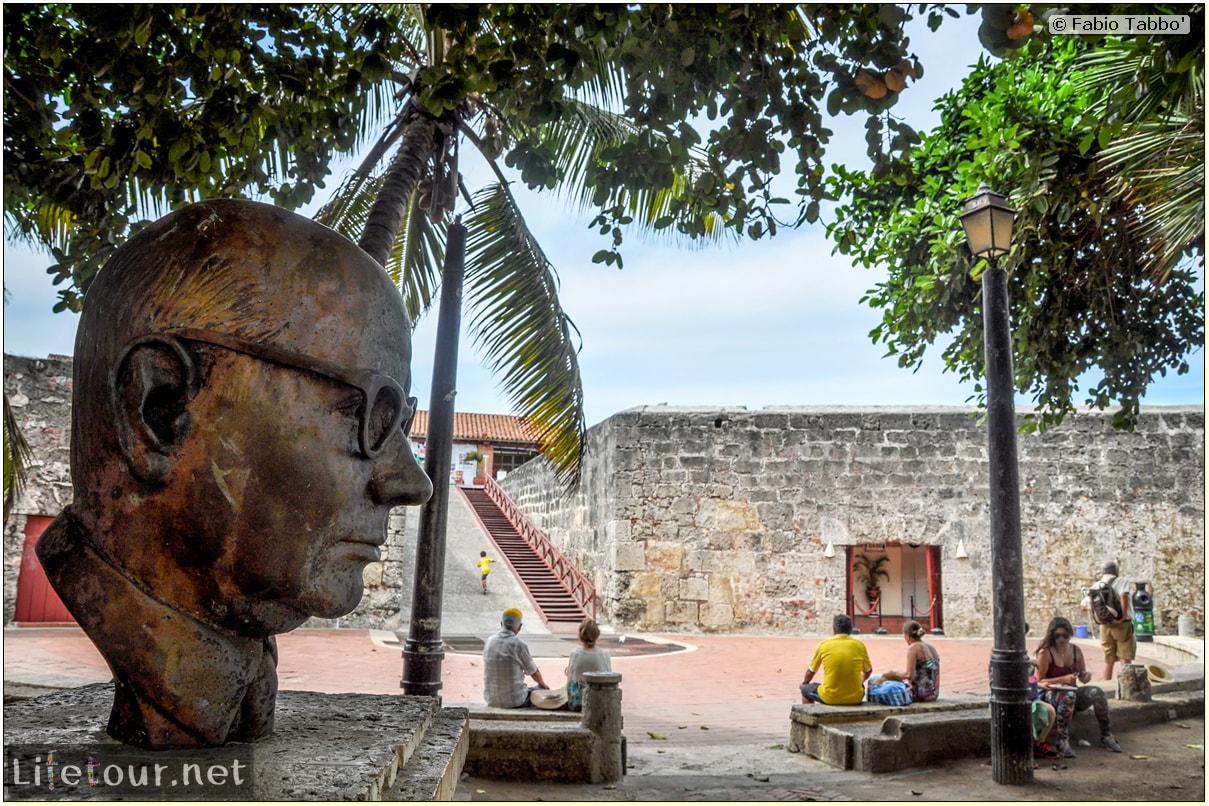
[166,327,417,459]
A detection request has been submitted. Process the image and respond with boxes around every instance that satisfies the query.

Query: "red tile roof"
[410,410,542,445]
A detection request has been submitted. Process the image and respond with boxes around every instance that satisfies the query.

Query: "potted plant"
[853,553,891,604]
[463,450,486,485]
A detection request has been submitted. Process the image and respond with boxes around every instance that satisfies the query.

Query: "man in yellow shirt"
[477,551,495,594]
[800,614,872,705]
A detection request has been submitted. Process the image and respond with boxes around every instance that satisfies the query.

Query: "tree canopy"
[4,3,951,305]
[827,11,1204,430]
[4,4,1203,489]
[5,3,958,486]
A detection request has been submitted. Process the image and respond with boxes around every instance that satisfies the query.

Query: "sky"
[3,12,1204,429]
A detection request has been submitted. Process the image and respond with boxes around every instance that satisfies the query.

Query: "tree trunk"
[357,105,441,267]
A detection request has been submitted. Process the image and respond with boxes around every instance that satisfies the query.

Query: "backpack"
[1088,577,1122,625]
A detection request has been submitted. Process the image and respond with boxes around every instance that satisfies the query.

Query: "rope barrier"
[912,596,938,617]
[853,594,881,616]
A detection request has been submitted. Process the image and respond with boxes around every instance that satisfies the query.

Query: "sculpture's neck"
[35,509,279,748]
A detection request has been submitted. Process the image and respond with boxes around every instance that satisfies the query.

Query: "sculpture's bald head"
[69,199,432,633]
[73,200,405,482]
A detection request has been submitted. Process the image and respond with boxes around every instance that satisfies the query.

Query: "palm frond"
[463,183,585,489]
[327,4,425,155]
[1076,38,1206,279]
[535,97,738,247]
[4,395,34,525]
[390,194,445,326]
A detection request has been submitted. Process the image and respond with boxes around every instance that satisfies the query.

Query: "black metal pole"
[983,258,1033,785]
[401,218,466,696]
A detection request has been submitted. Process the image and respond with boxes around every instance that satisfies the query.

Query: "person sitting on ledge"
[894,619,941,702]
[800,614,872,705]
[1036,615,1122,756]
[566,617,612,711]
[483,607,550,707]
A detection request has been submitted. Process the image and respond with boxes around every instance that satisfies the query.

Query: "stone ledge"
[792,691,1204,773]
[464,721,597,782]
[2,683,467,800]
[788,696,990,769]
[789,694,989,728]
[468,704,582,722]
[1149,635,1205,665]
[385,707,470,801]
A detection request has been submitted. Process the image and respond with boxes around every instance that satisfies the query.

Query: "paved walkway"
[0,624,1180,748]
[5,495,1202,799]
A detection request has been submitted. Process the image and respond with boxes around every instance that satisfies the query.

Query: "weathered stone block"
[665,600,699,623]
[612,542,646,571]
[680,576,708,601]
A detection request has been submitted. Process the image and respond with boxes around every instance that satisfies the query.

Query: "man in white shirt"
[483,607,549,707]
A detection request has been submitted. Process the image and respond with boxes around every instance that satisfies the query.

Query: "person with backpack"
[1090,560,1135,680]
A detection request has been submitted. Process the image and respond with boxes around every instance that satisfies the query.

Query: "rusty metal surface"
[35,200,432,748]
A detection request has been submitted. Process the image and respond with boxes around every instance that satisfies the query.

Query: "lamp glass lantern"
[959,184,1016,259]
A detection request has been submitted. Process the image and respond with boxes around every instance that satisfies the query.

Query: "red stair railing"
[482,475,596,619]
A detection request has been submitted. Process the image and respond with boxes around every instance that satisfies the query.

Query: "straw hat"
[530,687,568,710]
[1147,664,1174,684]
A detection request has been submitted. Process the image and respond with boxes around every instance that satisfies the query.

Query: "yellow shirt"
[477,557,494,576]
[809,634,871,705]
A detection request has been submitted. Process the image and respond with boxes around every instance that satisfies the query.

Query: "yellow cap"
[503,607,523,620]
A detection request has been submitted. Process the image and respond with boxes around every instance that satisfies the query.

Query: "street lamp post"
[960,184,1032,785]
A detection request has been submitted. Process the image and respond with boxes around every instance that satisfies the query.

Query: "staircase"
[460,483,592,630]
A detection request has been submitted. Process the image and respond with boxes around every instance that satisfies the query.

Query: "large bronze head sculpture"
[36,199,433,748]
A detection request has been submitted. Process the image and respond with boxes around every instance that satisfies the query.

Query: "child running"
[477,550,495,594]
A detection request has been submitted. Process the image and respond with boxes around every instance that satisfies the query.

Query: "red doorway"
[846,543,943,634]
[14,515,75,624]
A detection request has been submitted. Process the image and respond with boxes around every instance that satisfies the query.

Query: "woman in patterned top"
[900,620,940,702]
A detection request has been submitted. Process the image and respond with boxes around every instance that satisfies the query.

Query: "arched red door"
[14,516,75,623]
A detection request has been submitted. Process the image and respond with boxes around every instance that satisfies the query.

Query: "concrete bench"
[464,672,625,784]
[467,704,583,722]
[464,704,594,782]
[788,696,990,769]
[789,689,1205,773]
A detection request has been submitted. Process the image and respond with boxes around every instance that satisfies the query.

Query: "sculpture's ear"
[110,335,201,484]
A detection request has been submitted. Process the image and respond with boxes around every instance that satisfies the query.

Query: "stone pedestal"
[582,671,624,783]
[1117,664,1153,702]
[3,684,467,800]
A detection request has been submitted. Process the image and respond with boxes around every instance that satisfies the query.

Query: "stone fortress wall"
[499,405,1205,637]
[6,354,1204,636]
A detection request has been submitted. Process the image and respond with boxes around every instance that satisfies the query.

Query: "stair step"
[460,488,590,625]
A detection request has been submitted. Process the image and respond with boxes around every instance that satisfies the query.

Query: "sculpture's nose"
[369,435,433,507]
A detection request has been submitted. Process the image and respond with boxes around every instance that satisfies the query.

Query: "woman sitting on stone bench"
[898,620,940,702]
[1035,615,1122,757]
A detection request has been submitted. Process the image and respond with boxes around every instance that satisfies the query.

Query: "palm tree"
[315,6,732,489]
